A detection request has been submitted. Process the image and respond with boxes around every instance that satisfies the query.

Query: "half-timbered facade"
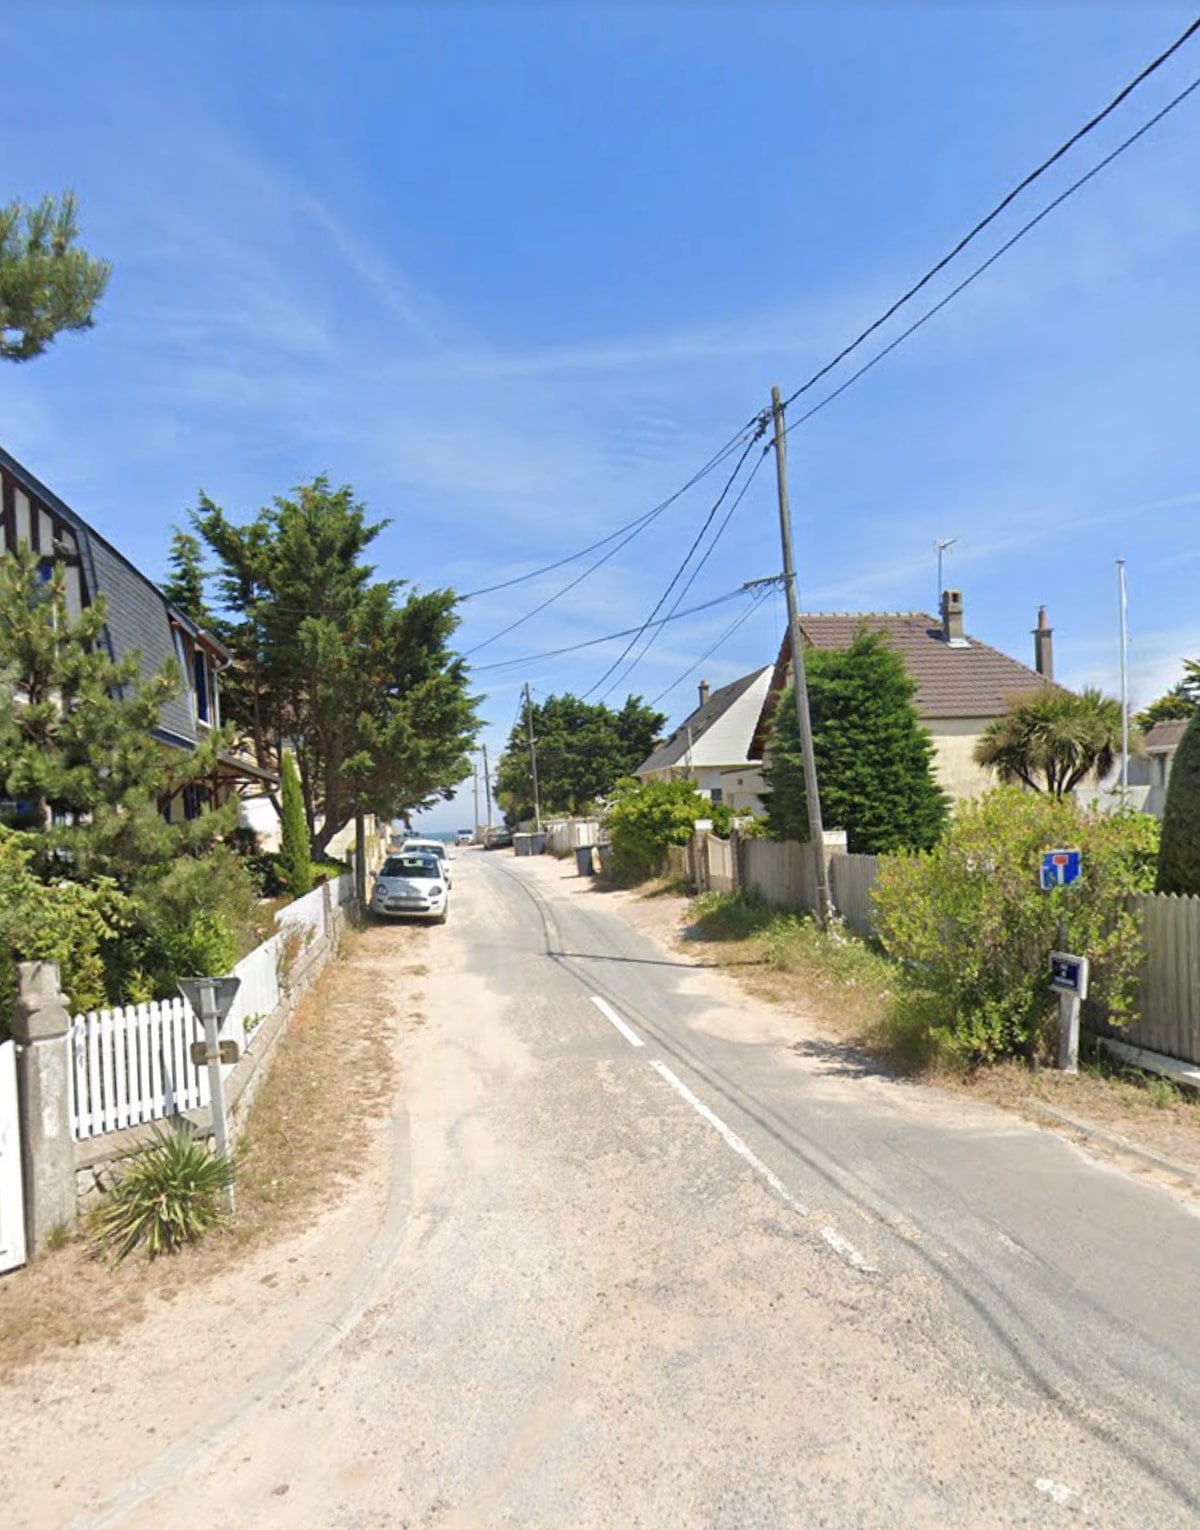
[0,444,275,823]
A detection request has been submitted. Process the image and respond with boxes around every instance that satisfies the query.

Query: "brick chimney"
[698,679,710,707]
[940,589,964,644]
[1032,605,1054,680]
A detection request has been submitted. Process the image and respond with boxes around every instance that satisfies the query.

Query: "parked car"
[455,828,473,845]
[371,852,448,923]
[483,824,514,850]
[401,837,453,886]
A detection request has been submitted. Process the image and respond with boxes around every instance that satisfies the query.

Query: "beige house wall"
[927,718,995,801]
[642,764,767,815]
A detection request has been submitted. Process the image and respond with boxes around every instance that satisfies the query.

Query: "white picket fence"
[68,874,353,1142]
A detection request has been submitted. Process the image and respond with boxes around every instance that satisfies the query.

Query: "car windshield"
[406,841,445,859]
[381,855,439,879]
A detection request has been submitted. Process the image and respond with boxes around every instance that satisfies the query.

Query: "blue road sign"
[1040,848,1082,891]
[1049,952,1089,999]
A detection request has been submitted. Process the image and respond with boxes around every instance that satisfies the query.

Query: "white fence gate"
[0,1040,26,1274]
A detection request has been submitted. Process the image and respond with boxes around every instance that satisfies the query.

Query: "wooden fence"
[68,874,353,1142]
[1115,893,1200,1067]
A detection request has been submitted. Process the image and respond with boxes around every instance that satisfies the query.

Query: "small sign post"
[178,976,241,1211]
[1039,850,1085,1073]
[1049,953,1089,1075]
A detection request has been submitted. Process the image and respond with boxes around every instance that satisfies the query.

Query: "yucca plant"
[90,1125,235,1261]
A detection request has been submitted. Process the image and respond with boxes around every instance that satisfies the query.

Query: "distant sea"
[392,823,460,843]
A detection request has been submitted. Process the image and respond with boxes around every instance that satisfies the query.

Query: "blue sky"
[2,2,1198,829]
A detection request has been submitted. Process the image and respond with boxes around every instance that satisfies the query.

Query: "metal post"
[1117,558,1130,806]
[473,764,480,839]
[935,537,957,617]
[524,682,542,832]
[770,386,833,928]
[195,978,234,1213]
[482,743,493,828]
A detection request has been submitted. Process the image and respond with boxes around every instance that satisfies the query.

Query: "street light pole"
[524,681,542,832]
[770,386,832,929]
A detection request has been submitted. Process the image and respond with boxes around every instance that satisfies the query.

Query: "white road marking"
[819,1225,879,1274]
[590,995,645,1048]
[649,1060,879,1275]
[650,1060,810,1214]
[1035,1478,1079,1508]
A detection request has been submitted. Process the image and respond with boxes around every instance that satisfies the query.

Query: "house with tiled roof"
[0,443,276,825]
[749,591,1056,801]
[636,667,773,814]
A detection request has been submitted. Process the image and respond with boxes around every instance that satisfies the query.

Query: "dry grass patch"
[677,891,1200,1175]
[0,925,405,1378]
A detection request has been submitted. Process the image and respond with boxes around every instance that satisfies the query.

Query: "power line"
[470,587,751,673]
[580,420,769,700]
[597,442,772,701]
[780,12,1200,413]
[460,419,760,601]
[783,72,1200,439]
[650,588,772,707]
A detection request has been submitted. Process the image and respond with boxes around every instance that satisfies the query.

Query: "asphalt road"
[105,849,1200,1529]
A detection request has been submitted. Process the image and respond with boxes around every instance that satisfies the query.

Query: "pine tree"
[1156,709,1200,895]
[277,753,313,896]
[161,529,213,628]
[194,478,480,856]
[764,628,949,854]
[0,547,226,879]
[1,192,111,361]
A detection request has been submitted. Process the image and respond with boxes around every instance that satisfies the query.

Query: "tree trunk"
[354,810,367,906]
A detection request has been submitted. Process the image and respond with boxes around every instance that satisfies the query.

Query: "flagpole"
[1117,558,1129,806]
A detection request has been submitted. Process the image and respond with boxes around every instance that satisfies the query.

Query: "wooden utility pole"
[482,743,494,828]
[770,385,833,929]
[524,682,542,832]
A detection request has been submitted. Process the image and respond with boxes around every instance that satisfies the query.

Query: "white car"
[371,852,449,923]
[401,837,453,887]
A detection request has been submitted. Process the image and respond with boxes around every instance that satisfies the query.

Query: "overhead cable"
[780,13,1200,412]
[469,587,751,674]
[579,420,768,700]
[461,419,760,601]
[650,588,772,707]
[598,442,773,701]
[784,73,1200,439]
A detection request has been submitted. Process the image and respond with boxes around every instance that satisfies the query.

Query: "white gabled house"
[635,669,774,815]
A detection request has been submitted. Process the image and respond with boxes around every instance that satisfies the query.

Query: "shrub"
[1156,709,1200,894]
[277,753,313,897]
[89,1125,235,1261]
[0,827,125,1034]
[119,847,258,998]
[764,630,949,853]
[872,788,1159,1065]
[607,777,708,884]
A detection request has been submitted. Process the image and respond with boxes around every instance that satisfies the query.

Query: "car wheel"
[436,906,448,924]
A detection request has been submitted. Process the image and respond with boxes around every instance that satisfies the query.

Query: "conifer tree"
[0,548,225,879]
[764,628,948,854]
[277,753,313,896]
[161,529,213,628]
[1156,708,1200,895]
[0,192,111,361]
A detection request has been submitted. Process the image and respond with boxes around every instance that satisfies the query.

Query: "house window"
[193,650,209,723]
[710,787,723,805]
[182,784,208,821]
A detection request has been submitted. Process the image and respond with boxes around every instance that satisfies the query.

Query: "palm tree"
[974,686,1127,799]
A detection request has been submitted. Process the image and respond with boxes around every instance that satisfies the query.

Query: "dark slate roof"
[0,444,224,749]
[750,612,1050,759]
[1143,719,1190,753]
[638,668,769,774]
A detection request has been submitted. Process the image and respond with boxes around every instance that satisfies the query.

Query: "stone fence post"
[12,962,77,1253]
